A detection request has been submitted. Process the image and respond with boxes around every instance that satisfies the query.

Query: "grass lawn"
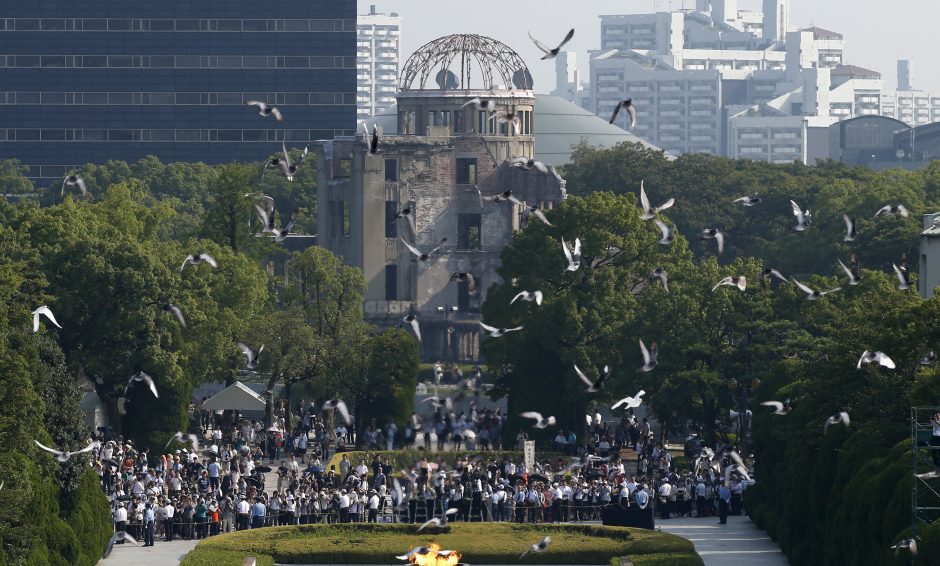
[179,523,703,565]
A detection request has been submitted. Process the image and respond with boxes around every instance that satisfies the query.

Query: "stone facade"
[315,89,566,362]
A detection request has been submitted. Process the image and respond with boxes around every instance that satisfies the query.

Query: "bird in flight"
[639,181,675,220]
[639,339,658,372]
[398,314,421,342]
[823,411,850,434]
[449,272,477,293]
[124,371,159,398]
[857,350,895,369]
[34,439,97,463]
[362,123,379,155]
[893,261,911,290]
[791,277,840,300]
[323,399,351,426]
[574,363,612,393]
[161,303,187,328]
[734,194,760,207]
[521,203,552,227]
[511,290,543,306]
[245,100,282,121]
[479,322,523,338]
[761,400,792,415]
[609,99,637,128]
[395,547,432,561]
[236,342,263,371]
[612,390,645,410]
[655,219,675,245]
[562,237,582,271]
[890,538,917,556]
[520,412,556,429]
[875,204,909,218]
[521,536,552,558]
[842,214,857,242]
[836,254,862,286]
[417,508,457,532]
[699,229,725,255]
[509,157,550,173]
[31,306,62,333]
[180,253,217,272]
[61,174,88,198]
[400,237,447,262]
[712,276,746,292]
[165,432,200,452]
[103,531,139,558]
[790,200,811,232]
[528,29,575,60]
[760,267,788,290]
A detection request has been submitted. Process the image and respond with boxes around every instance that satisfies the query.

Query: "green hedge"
[180,523,702,565]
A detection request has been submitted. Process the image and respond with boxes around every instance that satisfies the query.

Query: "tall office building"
[357,5,401,124]
[0,1,356,182]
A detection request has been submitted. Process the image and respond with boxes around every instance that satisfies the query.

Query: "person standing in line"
[717,483,731,525]
[143,502,155,546]
[163,499,175,541]
[367,489,380,522]
[113,502,127,541]
[236,496,250,531]
[250,497,266,529]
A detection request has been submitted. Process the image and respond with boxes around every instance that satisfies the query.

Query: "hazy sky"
[358,0,939,94]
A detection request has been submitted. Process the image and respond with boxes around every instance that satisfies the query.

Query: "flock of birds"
[49,24,929,561]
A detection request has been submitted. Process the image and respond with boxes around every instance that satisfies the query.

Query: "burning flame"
[410,543,461,566]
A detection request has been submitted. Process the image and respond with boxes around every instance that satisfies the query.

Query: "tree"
[201,163,258,254]
[354,329,419,439]
[481,192,692,443]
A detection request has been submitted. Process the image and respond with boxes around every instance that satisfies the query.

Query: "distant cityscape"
[358,0,940,169]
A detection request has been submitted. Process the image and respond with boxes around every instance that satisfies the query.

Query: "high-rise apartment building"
[357,5,400,124]
[0,1,356,182]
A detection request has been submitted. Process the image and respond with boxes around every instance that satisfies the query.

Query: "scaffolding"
[911,407,940,538]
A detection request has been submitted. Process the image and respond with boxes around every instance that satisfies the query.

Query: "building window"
[453,111,464,134]
[457,213,482,249]
[385,201,398,238]
[339,158,352,178]
[385,264,398,300]
[456,158,477,185]
[384,158,398,181]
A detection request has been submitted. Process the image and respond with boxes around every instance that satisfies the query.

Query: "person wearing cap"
[236,496,250,531]
[143,502,155,546]
[194,498,208,539]
[250,497,266,529]
[163,499,175,541]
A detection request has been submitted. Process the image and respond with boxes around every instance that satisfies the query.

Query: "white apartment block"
[592,50,722,156]
[357,5,400,123]
[881,60,940,126]
[583,0,888,164]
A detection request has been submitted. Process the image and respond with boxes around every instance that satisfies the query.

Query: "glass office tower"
[0,1,356,182]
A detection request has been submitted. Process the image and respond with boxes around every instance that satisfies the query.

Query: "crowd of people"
[98,398,753,547]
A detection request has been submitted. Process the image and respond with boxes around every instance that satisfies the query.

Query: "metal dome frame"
[399,34,531,91]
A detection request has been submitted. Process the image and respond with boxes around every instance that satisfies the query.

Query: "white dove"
[562,237,582,271]
[520,412,556,429]
[639,181,675,220]
[612,390,646,410]
[712,276,746,292]
[857,351,895,369]
[31,306,62,333]
[511,291,543,305]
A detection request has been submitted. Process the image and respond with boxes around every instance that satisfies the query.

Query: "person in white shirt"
[236,497,251,531]
[367,490,380,522]
[338,490,351,522]
[658,480,673,519]
[113,502,128,539]
[163,501,175,541]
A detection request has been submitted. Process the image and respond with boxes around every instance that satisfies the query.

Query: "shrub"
[179,523,702,566]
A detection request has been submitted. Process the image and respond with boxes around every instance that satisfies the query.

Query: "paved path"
[659,514,789,566]
[97,539,198,566]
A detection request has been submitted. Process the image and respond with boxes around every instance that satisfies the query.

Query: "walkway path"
[96,539,198,566]
[659,514,789,566]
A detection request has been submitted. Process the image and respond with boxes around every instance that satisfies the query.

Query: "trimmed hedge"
[180,523,702,565]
